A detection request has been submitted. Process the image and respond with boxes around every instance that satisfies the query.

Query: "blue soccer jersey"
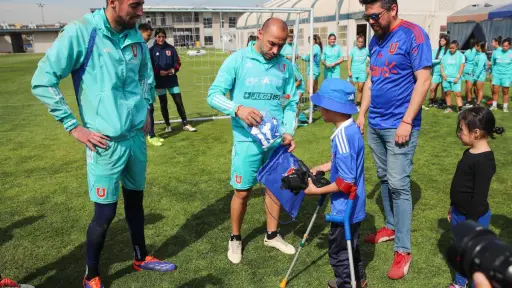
[330,119,366,224]
[368,20,432,130]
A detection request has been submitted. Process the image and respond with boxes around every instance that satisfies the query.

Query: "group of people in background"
[138,23,197,147]
[429,34,512,113]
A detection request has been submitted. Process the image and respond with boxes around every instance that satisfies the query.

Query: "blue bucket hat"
[311,78,358,115]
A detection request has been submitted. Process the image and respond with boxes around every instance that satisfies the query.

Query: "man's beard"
[115,14,138,30]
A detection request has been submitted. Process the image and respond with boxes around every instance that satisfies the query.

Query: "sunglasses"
[363,10,387,22]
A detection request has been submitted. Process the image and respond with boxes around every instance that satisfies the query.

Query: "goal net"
[142,6,315,126]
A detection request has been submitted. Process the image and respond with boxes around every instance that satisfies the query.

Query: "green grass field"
[1,52,511,288]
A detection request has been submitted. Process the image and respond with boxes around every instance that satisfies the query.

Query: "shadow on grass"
[491,214,512,243]
[437,217,455,281]
[176,273,223,288]
[21,213,164,288]
[155,112,218,139]
[0,215,45,247]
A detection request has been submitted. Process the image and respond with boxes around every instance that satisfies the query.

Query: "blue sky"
[0,0,269,24]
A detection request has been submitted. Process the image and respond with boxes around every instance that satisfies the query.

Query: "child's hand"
[310,166,323,175]
[304,179,319,195]
[447,207,452,223]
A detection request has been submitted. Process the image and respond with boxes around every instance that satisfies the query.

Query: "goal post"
[142,6,315,126]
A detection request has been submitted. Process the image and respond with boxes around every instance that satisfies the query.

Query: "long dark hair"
[313,34,323,53]
[478,41,487,53]
[154,28,166,38]
[457,106,505,139]
[493,36,503,46]
[435,34,449,60]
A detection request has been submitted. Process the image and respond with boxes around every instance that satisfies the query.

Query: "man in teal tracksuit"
[207,18,299,264]
[31,1,175,287]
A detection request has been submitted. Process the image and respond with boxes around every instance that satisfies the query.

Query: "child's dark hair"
[478,41,487,53]
[450,40,459,49]
[457,106,505,139]
[313,34,323,53]
[435,34,450,60]
[154,28,167,37]
[493,36,503,45]
[503,37,512,46]
[247,35,257,46]
[138,23,153,32]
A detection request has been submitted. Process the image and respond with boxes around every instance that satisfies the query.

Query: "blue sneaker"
[133,256,176,272]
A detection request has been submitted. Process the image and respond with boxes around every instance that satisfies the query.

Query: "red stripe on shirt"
[403,21,424,44]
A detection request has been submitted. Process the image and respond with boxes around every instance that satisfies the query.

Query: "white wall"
[0,34,13,53]
[33,31,58,53]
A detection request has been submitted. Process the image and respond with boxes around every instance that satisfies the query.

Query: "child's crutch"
[280,194,327,288]
[325,191,357,288]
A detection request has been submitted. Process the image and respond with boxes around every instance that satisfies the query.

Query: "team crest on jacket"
[277,63,287,72]
[389,42,399,55]
[166,50,171,56]
[131,44,138,58]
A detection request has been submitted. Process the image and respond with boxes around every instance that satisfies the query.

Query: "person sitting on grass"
[447,106,504,288]
[304,78,367,288]
[441,40,465,113]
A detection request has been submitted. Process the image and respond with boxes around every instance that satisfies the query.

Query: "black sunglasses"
[363,10,387,22]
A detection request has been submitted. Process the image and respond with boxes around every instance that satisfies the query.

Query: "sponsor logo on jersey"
[243,92,281,100]
[244,76,283,86]
[371,60,398,78]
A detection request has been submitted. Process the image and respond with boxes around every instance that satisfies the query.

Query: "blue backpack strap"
[71,27,97,105]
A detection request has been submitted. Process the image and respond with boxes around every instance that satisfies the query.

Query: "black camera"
[447,220,512,288]
[281,160,331,195]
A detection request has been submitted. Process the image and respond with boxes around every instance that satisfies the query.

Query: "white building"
[142,7,243,51]
[236,0,498,56]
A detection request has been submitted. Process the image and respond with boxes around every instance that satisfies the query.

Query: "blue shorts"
[324,67,341,79]
[492,76,511,87]
[350,73,368,83]
[432,73,443,84]
[463,72,474,82]
[474,73,486,83]
[87,131,146,204]
[156,87,181,95]
[442,79,462,93]
[230,141,280,190]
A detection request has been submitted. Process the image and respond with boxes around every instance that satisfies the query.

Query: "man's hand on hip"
[281,133,295,152]
[395,121,412,145]
[236,105,263,127]
[70,125,109,152]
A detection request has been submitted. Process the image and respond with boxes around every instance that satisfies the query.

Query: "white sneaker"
[504,107,509,113]
[183,124,197,132]
[490,106,498,111]
[164,126,172,133]
[444,108,453,113]
[227,239,242,264]
[264,234,296,255]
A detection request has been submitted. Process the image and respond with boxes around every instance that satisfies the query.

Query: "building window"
[229,17,237,28]
[172,28,200,47]
[298,28,304,47]
[159,13,166,26]
[313,26,328,44]
[204,36,213,46]
[221,18,225,28]
[337,25,348,46]
[194,13,199,23]
[203,17,212,28]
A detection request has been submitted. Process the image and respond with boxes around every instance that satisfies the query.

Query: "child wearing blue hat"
[304,78,367,288]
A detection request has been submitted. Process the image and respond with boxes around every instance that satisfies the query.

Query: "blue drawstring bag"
[257,145,306,220]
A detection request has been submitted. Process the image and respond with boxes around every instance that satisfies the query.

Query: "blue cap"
[311,78,358,115]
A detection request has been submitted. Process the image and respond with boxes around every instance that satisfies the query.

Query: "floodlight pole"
[37,3,45,25]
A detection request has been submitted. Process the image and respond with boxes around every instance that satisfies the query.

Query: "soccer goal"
[142,6,316,126]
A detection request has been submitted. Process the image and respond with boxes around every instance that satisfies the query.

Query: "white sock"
[493,101,497,107]
[505,103,509,109]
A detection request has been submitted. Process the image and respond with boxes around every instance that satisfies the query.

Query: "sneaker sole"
[376,236,395,243]
[388,259,411,280]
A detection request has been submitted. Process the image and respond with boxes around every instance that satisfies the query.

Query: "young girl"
[441,40,466,113]
[490,37,512,112]
[488,36,503,104]
[321,33,343,79]
[472,42,488,107]
[448,106,504,288]
[429,34,449,108]
[150,29,197,133]
[463,39,478,107]
[301,34,322,95]
[348,34,370,108]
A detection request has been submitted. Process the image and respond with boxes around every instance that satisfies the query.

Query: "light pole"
[37,3,45,25]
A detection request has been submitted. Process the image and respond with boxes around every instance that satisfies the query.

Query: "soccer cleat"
[83,277,104,288]
[146,136,162,146]
[155,136,165,142]
[387,252,412,280]
[264,234,296,255]
[164,126,172,133]
[489,106,497,111]
[183,124,197,132]
[133,256,176,272]
[0,278,35,288]
[364,227,395,244]
[227,239,243,264]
